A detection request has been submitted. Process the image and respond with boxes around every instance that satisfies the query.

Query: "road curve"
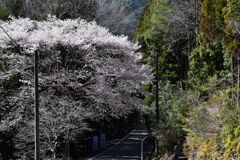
[91,126,148,160]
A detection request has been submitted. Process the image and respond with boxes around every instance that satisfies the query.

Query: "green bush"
[0,5,9,20]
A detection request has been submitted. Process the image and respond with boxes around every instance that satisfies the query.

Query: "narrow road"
[91,126,148,160]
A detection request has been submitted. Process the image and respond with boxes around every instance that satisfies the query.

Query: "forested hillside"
[96,0,148,37]
[0,0,148,37]
[135,0,240,159]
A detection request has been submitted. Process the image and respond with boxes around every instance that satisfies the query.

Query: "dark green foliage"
[200,0,227,41]
[0,0,9,20]
[134,0,191,84]
[134,0,196,158]
[0,0,25,19]
[0,5,8,20]
[135,0,240,159]
[144,81,192,158]
[189,34,225,83]
[6,0,25,17]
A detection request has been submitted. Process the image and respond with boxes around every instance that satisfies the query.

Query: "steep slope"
[96,0,149,37]
[0,0,149,38]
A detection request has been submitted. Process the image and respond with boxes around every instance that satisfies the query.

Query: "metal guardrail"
[141,136,148,160]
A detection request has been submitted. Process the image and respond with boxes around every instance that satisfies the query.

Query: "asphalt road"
[91,126,148,160]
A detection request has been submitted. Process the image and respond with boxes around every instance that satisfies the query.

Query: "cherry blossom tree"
[0,16,151,159]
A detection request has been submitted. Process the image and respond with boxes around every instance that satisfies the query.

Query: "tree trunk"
[232,55,234,99]
[155,51,160,124]
[65,130,70,160]
[238,52,240,108]
[53,141,58,159]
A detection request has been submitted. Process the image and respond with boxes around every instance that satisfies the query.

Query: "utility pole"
[195,0,199,35]
[154,50,160,154]
[155,51,160,124]
[34,51,40,160]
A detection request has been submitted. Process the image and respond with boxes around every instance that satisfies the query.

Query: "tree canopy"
[0,16,151,159]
